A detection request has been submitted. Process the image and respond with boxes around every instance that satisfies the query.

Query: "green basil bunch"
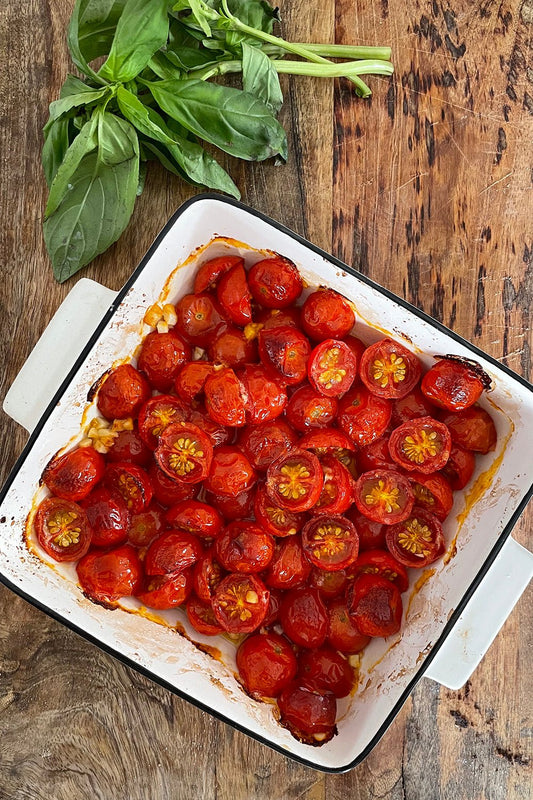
[42,0,393,281]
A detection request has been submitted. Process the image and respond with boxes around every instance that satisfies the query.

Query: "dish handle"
[2,279,117,433]
[424,536,533,690]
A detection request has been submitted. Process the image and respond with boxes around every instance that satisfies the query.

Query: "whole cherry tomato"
[77,544,142,605]
[421,356,490,412]
[148,462,197,508]
[214,521,274,574]
[345,508,387,551]
[301,288,355,341]
[194,255,244,294]
[136,569,193,610]
[212,573,270,634]
[81,486,130,548]
[264,536,311,590]
[391,386,438,427]
[208,326,258,368]
[298,647,354,698]
[155,422,213,484]
[127,504,166,548]
[312,455,354,515]
[97,364,151,420]
[42,446,105,502]
[301,514,359,571]
[263,588,284,627]
[409,472,454,520]
[286,384,337,432]
[343,334,366,364]
[165,499,223,540]
[238,419,298,472]
[327,599,371,654]
[348,574,403,637]
[354,469,414,525]
[439,406,497,454]
[258,325,311,386]
[256,306,302,332]
[278,684,337,744]
[280,586,328,649]
[385,508,445,568]
[308,568,347,600]
[104,462,153,513]
[192,550,225,602]
[175,293,225,347]
[204,446,257,497]
[348,549,409,593]
[236,632,298,698]
[34,497,92,562]
[205,488,256,521]
[356,436,397,472]
[174,361,215,402]
[239,365,287,424]
[145,530,203,575]
[388,416,452,473]
[308,339,357,397]
[266,448,323,512]
[359,338,422,399]
[106,427,151,466]
[338,386,392,447]
[137,330,191,391]
[188,408,234,448]
[204,368,246,427]
[254,485,305,538]
[216,262,252,325]
[440,443,476,490]
[138,395,189,450]
[248,255,303,309]
[186,596,224,636]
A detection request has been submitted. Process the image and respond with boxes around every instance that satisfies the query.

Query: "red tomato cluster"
[34,252,496,745]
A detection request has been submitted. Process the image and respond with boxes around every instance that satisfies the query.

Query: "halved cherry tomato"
[97,364,151,420]
[208,326,258,367]
[354,469,414,525]
[204,368,246,427]
[239,419,298,472]
[107,427,151,466]
[77,544,142,605]
[308,339,357,397]
[165,499,223,540]
[186,596,224,636]
[348,549,409,593]
[301,288,355,341]
[421,357,490,412]
[298,647,354,698]
[299,428,355,456]
[194,255,244,294]
[148,462,197,507]
[266,448,323,512]
[239,365,287,424]
[254,486,304,538]
[155,422,213,484]
[278,684,337,744]
[389,416,452,473]
[308,568,347,600]
[409,472,454,520]
[312,455,354,515]
[237,632,298,698]
[440,406,497,454]
[34,497,92,562]
[264,536,311,590]
[145,530,203,575]
[188,408,234,448]
[204,446,257,496]
[175,293,225,347]
[258,325,311,386]
[440,443,476,490]
[248,256,303,309]
[345,508,387,551]
[174,361,215,402]
[391,386,437,427]
[136,569,192,610]
[348,574,403,637]
[356,436,397,472]
[212,573,270,633]
[138,395,189,450]
[137,330,191,391]
[193,550,225,602]
[42,446,105,502]
[286,385,337,432]
[280,586,328,648]
[104,462,153,514]
[301,514,359,571]
[205,488,255,521]
[81,486,130,548]
[215,521,274,574]
[385,509,445,568]
[127,504,166,548]
[360,338,422,399]
[327,599,371,654]
[216,263,252,325]
[338,386,392,447]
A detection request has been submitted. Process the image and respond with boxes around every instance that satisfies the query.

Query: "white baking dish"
[1,195,532,772]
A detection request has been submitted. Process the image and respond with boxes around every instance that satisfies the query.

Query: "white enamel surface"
[1,197,532,771]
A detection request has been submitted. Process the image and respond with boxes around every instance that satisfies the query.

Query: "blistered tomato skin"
[148,462,197,507]
[165,499,223,540]
[440,406,497,454]
[136,569,193,610]
[391,387,438,427]
[298,647,354,698]
[258,326,311,386]
[264,536,312,590]
[348,574,403,638]
[194,255,244,294]
[42,446,105,502]
[239,365,288,424]
[77,544,143,606]
[301,289,355,341]
[338,386,392,448]
[145,530,203,575]
[421,358,486,412]
[137,331,191,392]
[286,385,337,432]
[204,368,247,427]
[34,497,92,562]
[440,443,476,490]
[204,446,257,497]
[215,521,274,574]
[248,256,303,309]
[216,263,252,325]
[348,549,409,593]
[174,361,215,402]
[280,586,328,649]
[327,599,371,654]
[104,462,154,514]
[359,338,422,400]
[409,472,454,520]
[175,293,225,347]
[236,632,298,698]
[278,684,337,744]
[107,428,151,466]
[97,364,151,421]
[239,419,298,472]
[208,326,258,368]
[81,486,130,548]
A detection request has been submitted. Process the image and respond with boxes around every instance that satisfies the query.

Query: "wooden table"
[1,1,531,797]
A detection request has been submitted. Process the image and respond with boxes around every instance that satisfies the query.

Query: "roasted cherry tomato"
[391,386,437,427]
[312,455,354,515]
[136,569,192,610]
[175,293,225,347]
[343,334,366,364]
[107,427,151,466]
[258,325,311,386]
[145,530,203,575]
[155,422,213,484]
[239,419,298,472]
[188,408,233,448]
[127,504,166,548]
[205,488,255,521]
[348,549,409,593]
[280,586,328,649]
[327,599,371,654]
[248,256,303,309]
[345,508,387,551]
[208,326,258,368]
[254,486,304,538]
[440,443,476,490]
[97,364,151,420]
[204,368,246,427]
[138,395,189,449]
[299,428,355,456]
[192,550,225,602]
[298,647,354,698]
[348,574,403,637]
[439,406,497,454]
[148,462,197,507]
[77,544,142,605]
[266,448,323,513]
[286,385,337,432]
[360,338,422,399]
[165,499,223,540]
[301,514,359,572]
[301,288,355,342]
[81,486,130,548]
[215,521,274,574]
[186,596,224,636]
[389,416,452,473]
[308,568,347,600]
[236,632,298,698]
[409,472,454,520]
[338,386,392,447]
[385,508,445,568]
[263,588,283,627]
[278,684,337,744]
[354,469,414,525]
[174,361,215,402]
[137,330,191,391]
[216,262,252,325]
[257,306,301,330]
[194,255,244,294]
[308,339,357,397]
[212,573,270,634]
[421,357,489,412]
[204,446,257,496]
[42,446,105,502]
[34,497,92,562]
[104,462,153,513]
[356,436,397,472]
[264,536,312,590]
[240,365,287,424]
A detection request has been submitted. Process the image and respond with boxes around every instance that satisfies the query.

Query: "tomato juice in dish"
[26,245,497,746]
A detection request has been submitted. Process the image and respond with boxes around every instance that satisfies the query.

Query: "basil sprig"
[42,0,394,281]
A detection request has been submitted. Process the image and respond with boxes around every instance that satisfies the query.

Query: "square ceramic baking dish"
[1,195,532,772]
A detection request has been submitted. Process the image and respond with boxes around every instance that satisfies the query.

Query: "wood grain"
[0,0,531,798]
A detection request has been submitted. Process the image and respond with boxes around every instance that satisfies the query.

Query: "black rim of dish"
[1,193,532,773]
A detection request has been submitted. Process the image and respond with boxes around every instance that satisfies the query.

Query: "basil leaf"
[147,78,287,161]
[117,86,177,146]
[98,0,170,82]
[42,117,71,187]
[98,111,139,165]
[241,42,282,114]
[60,74,98,98]
[45,115,99,218]
[68,0,107,83]
[225,0,277,33]
[78,0,127,62]
[148,51,184,80]
[48,87,109,121]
